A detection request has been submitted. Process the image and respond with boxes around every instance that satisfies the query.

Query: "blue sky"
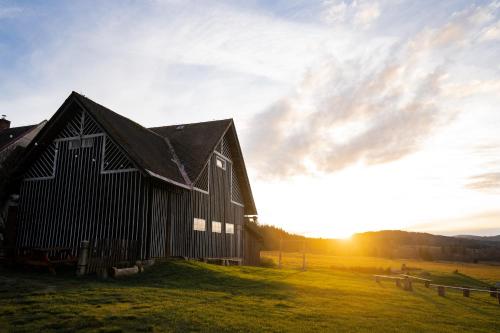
[1,0,500,237]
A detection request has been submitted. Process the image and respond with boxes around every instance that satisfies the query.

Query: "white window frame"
[216,156,226,170]
[226,223,234,234]
[193,218,206,231]
[212,221,222,233]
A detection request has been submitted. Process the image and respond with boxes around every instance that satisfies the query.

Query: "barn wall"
[188,149,245,259]
[149,181,193,259]
[17,110,150,258]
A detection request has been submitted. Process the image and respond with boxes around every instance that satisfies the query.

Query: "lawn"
[1,252,500,332]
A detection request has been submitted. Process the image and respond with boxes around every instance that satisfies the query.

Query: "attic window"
[68,139,81,150]
[226,223,234,234]
[216,156,226,170]
[82,138,93,148]
[68,138,93,150]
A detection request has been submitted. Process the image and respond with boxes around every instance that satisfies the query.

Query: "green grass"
[1,253,500,332]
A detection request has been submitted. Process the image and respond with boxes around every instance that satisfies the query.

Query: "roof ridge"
[149,118,233,129]
[162,136,192,186]
[72,92,170,141]
[72,92,189,186]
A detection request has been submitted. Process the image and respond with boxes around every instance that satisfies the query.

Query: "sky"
[1,0,500,238]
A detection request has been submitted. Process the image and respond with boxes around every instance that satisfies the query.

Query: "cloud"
[0,1,327,126]
[442,80,500,98]
[481,20,500,40]
[466,172,500,193]
[246,3,497,179]
[0,5,22,19]
[410,210,500,236]
[322,0,380,27]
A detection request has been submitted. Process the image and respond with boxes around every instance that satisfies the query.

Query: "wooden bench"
[399,274,432,287]
[17,247,77,274]
[373,274,413,290]
[203,258,242,266]
[430,284,500,302]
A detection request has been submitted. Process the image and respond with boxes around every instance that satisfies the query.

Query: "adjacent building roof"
[0,125,37,151]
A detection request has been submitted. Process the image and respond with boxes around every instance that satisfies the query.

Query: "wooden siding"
[148,131,247,260]
[16,108,257,264]
[188,150,244,259]
[17,110,150,258]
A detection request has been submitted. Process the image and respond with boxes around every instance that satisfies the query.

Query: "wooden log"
[438,286,445,297]
[112,266,139,278]
[463,287,470,297]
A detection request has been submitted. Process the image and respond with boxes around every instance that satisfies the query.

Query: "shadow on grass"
[115,260,293,298]
[0,260,292,299]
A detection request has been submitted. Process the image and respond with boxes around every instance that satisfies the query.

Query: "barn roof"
[149,119,232,181]
[0,125,37,151]
[19,92,257,213]
[73,93,187,187]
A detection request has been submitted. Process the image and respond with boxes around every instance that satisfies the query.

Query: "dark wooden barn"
[12,92,260,265]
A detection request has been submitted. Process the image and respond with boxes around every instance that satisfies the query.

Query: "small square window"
[216,156,226,170]
[226,223,234,234]
[212,221,222,233]
[68,139,81,150]
[193,218,206,231]
[82,138,94,148]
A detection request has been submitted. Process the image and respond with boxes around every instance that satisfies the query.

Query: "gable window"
[212,221,222,233]
[82,138,94,148]
[226,223,234,234]
[193,218,206,231]
[216,156,226,170]
[68,138,94,150]
[68,139,81,150]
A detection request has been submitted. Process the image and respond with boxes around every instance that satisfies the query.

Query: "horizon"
[2,0,500,238]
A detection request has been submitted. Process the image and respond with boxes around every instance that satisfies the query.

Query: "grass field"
[1,252,500,332]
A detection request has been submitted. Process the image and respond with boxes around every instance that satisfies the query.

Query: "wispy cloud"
[0,4,22,19]
[410,210,500,236]
[467,172,500,193]
[322,0,380,27]
[246,2,499,179]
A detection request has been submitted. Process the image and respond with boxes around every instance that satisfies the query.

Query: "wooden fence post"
[396,279,401,288]
[302,240,306,272]
[404,278,413,291]
[278,238,282,269]
[463,287,470,297]
[490,287,497,298]
[438,286,445,297]
[425,281,430,288]
[76,240,90,276]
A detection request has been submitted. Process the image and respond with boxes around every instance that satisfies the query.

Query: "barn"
[12,92,260,266]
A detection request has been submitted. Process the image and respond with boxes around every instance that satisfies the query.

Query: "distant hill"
[254,225,500,262]
[455,235,500,242]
